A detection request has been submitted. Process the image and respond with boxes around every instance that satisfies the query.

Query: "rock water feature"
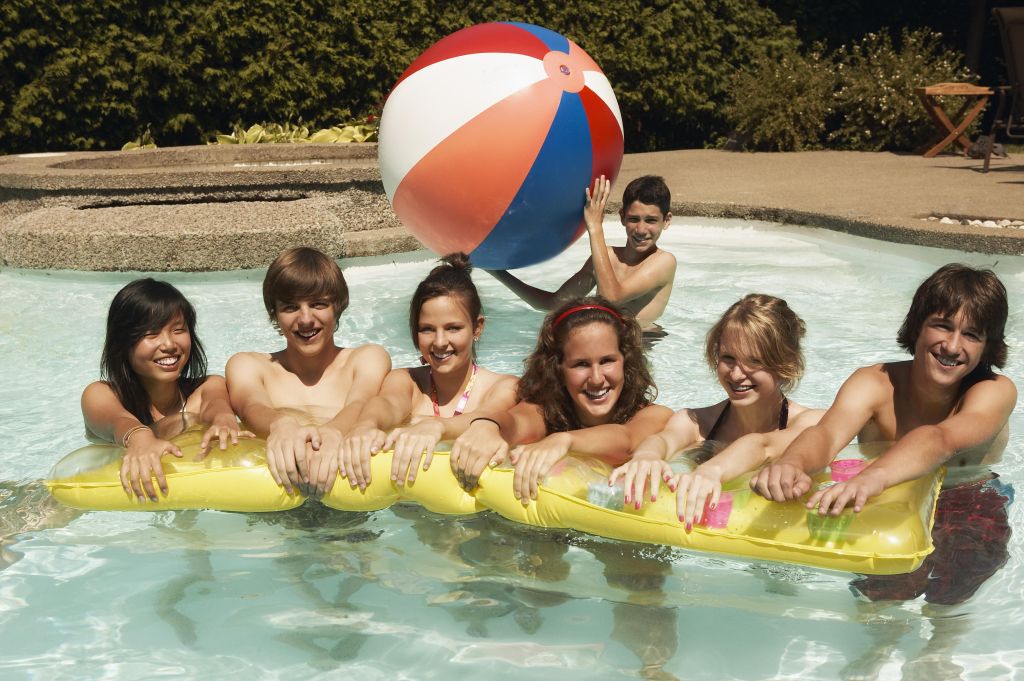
[0,144,418,271]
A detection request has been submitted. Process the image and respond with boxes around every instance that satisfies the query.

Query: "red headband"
[551,304,624,330]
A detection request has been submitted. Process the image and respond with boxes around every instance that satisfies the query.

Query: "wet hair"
[517,296,656,433]
[705,294,806,393]
[262,247,349,330]
[100,278,208,425]
[408,252,483,349]
[897,263,1008,376]
[620,175,671,217]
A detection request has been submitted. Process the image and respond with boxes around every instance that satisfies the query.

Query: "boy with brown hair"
[488,174,677,332]
[751,263,1016,603]
[226,247,391,494]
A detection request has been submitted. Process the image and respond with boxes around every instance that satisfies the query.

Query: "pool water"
[1,219,1022,680]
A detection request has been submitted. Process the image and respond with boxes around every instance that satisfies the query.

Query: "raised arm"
[810,375,1017,514]
[584,176,676,305]
[751,367,884,503]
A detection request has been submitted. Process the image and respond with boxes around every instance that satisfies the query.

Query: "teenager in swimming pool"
[610,293,823,528]
[449,296,672,502]
[336,253,518,492]
[226,247,391,495]
[81,278,251,502]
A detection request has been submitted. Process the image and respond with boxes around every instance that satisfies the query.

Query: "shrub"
[0,0,798,154]
[829,28,975,151]
[722,43,837,151]
[721,27,973,152]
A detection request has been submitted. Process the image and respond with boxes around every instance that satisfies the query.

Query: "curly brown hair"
[517,296,657,433]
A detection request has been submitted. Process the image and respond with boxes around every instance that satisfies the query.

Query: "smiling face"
[716,330,780,406]
[417,295,481,376]
[559,322,624,427]
[914,309,986,388]
[619,200,670,255]
[273,298,337,355]
[129,312,192,385]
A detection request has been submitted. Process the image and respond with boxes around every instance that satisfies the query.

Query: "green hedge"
[0,0,798,153]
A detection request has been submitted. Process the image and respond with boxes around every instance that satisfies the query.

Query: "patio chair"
[983,7,1024,172]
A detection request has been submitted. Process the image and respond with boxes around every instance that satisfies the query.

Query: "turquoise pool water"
[1,218,1022,679]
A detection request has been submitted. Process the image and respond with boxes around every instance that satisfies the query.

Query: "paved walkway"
[0,145,1021,271]
[621,149,1024,255]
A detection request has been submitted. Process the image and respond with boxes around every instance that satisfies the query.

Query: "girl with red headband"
[609,294,823,529]
[333,253,519,493]
[450,296,672,503]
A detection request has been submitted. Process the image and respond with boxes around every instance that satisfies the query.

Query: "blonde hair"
[704,294,806,393]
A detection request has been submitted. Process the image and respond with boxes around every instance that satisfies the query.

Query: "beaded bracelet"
[121,425,149,448]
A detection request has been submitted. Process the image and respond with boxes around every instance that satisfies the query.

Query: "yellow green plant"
[212,120,377,144]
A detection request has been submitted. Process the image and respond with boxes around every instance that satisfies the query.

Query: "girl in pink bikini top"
[338,253,518,491]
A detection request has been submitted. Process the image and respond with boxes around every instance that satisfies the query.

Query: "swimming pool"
[1,218,1021,679]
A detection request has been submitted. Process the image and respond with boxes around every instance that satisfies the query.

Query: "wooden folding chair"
[983,7,1024,172]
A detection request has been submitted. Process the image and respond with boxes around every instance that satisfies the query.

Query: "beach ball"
[379,22,624,269]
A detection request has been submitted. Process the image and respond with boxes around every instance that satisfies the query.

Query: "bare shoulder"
[642,403,675,420]
[629,403,674,428]
[787,404,825,429]
[346,343,391,364]
[196,374,228,394]
[688,402,724,435]
[848,362,898,391]
[226,351,273,374]
[81,379,114,401]
[962,373,1018,408]
[482,370,518,392]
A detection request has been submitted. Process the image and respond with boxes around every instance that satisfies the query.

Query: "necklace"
[430,362,478,417]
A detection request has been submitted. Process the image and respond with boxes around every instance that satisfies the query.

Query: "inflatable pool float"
[47,429,941,574]
[46,426,301,513]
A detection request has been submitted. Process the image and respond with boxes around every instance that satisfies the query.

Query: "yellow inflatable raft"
[47,427,942,575]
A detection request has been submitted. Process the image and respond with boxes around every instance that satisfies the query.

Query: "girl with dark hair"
[610,294,822,528]
[81,279,250,502]
[336,253,518,492]
[450,296,672,502]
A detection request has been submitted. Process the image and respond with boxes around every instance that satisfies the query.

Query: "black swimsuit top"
[705,396,789,441]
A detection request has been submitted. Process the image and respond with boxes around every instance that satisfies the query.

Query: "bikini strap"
[707,396,788,441]
[705,401,730,441]
[430,362,479,417]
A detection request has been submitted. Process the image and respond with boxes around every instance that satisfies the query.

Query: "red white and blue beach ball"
[379,22,624,270]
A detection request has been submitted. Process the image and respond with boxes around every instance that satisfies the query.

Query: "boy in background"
[488,175,677,332]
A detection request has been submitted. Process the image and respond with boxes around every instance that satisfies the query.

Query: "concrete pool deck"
[0,144,1022,271]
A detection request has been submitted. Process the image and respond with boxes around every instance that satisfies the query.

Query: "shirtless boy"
[226,247,391,494]
[751,263,1016,603]
[488,175,677,331]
